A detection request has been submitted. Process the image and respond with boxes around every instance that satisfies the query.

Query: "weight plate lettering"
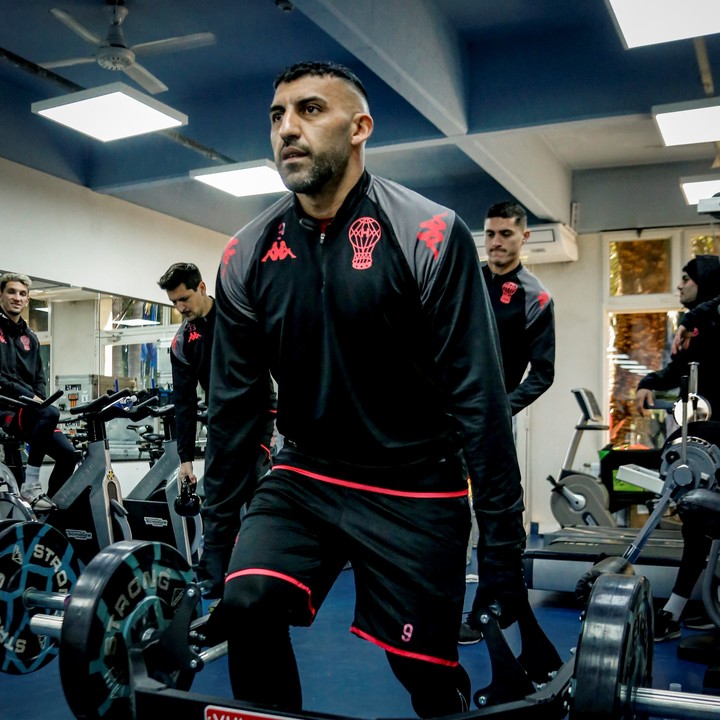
[0,520,78,673]
[59,539,197,719]
[570,573,653,720]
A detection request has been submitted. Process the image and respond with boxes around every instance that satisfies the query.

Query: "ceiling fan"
[40,1,216,94]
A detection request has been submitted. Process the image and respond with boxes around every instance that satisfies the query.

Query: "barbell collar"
[29,613,63,640]
[621,685,720,719]
[24,589,68,612]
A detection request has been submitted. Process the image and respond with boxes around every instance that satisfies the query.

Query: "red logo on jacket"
[221,238,239,277]
[262,221,297,262]
[20,335,31,351]
[348,217,382,269]
[500,282,518,304]
[418,212,448,260]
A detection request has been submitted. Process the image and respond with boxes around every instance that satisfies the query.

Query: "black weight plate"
[571,573,653,720]
[0,520,79,674]
[59,540,198,719]
[0,518,21,534]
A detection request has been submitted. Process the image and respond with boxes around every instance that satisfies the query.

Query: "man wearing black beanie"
[636,254,720,642]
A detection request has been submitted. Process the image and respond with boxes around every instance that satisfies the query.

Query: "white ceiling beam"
[294,0,468,136]
[295,0,570,222]
[456,132,573,223]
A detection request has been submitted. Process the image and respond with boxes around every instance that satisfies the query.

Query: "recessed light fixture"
[606,0,720,48]
[190,159,287,198]
[679,175,720,205]
[653,97,720,146]
[31,82,187,142]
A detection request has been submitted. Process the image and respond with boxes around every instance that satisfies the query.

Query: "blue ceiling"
[1,0,718,236]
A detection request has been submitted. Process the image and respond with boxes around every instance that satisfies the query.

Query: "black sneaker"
[683,613,715,631]
[458,614,484,645]
[654,610,681,642]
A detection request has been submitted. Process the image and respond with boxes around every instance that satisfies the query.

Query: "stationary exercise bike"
[0,391,65,522]
[0,389,158,566]
[545,387,617,527]
[124,403,203,564]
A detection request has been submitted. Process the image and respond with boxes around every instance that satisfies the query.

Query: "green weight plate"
[0,520,79,674]
[59,540,198,719]
[570,573,653,720]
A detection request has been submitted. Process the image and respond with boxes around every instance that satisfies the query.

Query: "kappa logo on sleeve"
[221,238,239,278]
[418,212,449,260]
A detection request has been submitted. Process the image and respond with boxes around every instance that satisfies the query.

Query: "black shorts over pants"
[224,450,471,666]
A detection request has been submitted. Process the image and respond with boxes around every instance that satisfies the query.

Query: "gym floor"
[1,548,715,719]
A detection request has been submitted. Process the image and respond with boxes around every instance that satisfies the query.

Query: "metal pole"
[24,589,68,612]
[620,686,720,719]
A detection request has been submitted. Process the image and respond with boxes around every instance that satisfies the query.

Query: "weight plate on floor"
[59,539,198,719]
[0,520,79,674]
[570,573,653,720]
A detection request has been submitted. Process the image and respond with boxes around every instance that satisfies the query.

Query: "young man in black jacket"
[460,202,556,644]
[159,262,274,597]
[0,272,75,510]
[205,61,527,717]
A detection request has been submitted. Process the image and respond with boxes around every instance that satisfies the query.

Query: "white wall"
[1,157,227,301]
[524,234,607,531]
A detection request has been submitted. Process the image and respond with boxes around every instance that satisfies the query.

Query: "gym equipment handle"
[0,389,64,409]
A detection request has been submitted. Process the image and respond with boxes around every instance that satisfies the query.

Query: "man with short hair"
[460,201,555,644]
[206,61,526,716]
[482,201,555,415]
[0,272,76,510]
[158,262,216,490]
[159,262,274,597]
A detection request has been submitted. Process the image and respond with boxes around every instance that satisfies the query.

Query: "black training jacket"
[0,310,46,406]
[481,263,555,415]
[206,172,525,558]
[170,303,216,462]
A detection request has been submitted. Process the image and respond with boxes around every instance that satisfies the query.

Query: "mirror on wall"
[1,271,182,460]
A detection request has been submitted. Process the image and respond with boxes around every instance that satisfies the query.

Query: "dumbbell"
[0,519,224,719]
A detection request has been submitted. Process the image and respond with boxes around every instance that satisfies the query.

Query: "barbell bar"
[5,518,720,720]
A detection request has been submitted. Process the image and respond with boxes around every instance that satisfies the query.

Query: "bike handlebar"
[0,389,64,410]
[69,388,132,416]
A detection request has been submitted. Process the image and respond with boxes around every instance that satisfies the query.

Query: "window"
[603,230,684,448]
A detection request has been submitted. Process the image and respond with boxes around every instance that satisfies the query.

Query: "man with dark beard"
[205,61,525,717]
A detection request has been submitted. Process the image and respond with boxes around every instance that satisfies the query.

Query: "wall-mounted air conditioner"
[474,223,578,264]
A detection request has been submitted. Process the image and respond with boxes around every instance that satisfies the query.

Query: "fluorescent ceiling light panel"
[31,82,187,142]
[606,0,720,48]
[191,159,287,197]
[680,175,720,205]
[653,97,720,146]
